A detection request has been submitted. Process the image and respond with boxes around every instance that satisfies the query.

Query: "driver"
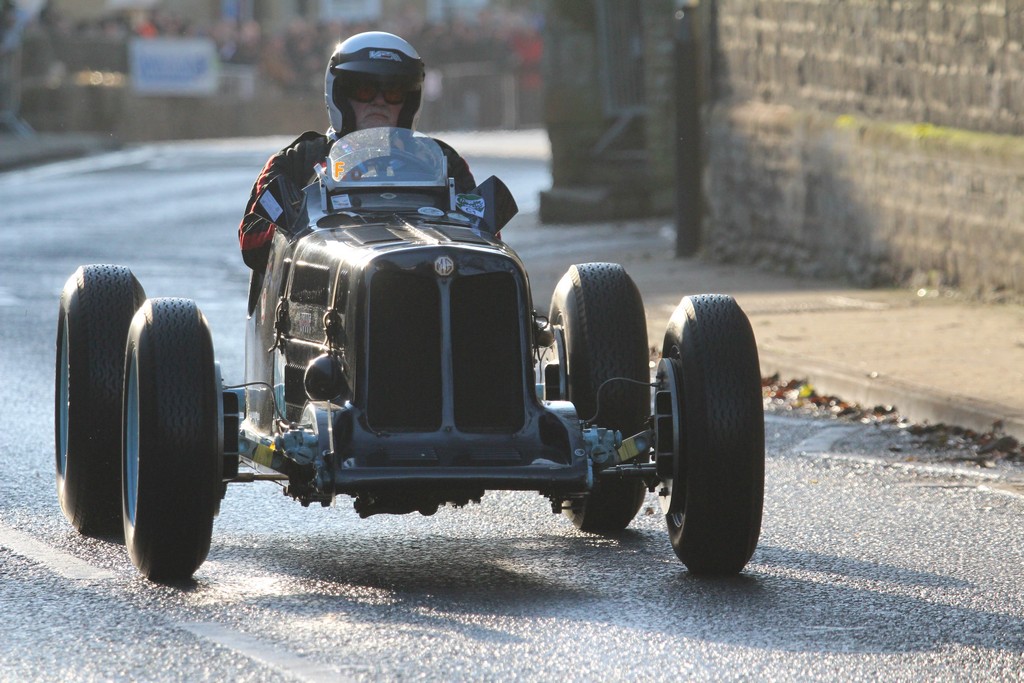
[238,31,476,271]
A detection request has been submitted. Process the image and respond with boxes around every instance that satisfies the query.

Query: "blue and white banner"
[129,37,219,96]
[320,0,381,22]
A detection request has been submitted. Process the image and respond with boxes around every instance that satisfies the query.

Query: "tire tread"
[56,265,145,535]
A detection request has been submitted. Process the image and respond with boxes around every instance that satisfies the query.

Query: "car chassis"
[55,129,765,581]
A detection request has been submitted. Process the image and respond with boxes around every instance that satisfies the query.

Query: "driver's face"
[350,91,402,130]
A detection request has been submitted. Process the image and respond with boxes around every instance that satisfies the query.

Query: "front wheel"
[659,294,764,575]
[123,298,222,581]
[549,263,650,532]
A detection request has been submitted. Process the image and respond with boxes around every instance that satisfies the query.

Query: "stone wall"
[707,0,1024,299]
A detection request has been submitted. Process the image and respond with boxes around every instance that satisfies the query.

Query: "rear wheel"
[55,265,146,536]
[659,294,764,575]
[122,298,222,581]
[549,263,649,531]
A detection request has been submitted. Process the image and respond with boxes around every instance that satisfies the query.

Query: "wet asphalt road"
[1,138,1023,681]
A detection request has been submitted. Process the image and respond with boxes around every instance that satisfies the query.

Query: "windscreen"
[324,127,447,189]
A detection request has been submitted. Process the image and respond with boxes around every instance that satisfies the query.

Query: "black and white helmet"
[325,31,425,137]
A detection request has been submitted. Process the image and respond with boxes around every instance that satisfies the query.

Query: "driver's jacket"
[239,130,475,271]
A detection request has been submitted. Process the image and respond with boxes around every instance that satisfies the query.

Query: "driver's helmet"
[325,32,425,138]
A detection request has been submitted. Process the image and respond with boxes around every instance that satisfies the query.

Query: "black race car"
[55,128,765,581]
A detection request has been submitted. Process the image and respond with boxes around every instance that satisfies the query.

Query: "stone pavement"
[650,245,1024,440]
[4,131,1023,443]
[514,216,1024,445]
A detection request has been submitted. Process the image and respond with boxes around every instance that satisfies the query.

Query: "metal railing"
[595,0,645,118]
[420,63,531,131]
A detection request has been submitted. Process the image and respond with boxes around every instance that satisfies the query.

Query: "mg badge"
[434,255,455,277]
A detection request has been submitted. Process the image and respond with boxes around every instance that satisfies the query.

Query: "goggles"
[344,81,407,105]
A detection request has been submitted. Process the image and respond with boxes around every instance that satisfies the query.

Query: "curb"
[0,134,121,173]
[772,413,1024,488]
[759,347,1024,440]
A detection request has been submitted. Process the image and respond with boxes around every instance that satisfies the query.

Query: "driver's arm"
[239,132,331,271]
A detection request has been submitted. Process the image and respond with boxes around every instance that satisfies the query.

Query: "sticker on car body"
[455,193,485,218]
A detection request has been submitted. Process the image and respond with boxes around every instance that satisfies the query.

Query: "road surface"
[0,135,1022,681]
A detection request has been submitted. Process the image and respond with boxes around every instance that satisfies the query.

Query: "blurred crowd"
[13,4,543,95]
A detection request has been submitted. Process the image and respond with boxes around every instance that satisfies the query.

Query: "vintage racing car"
[55,128,765,581]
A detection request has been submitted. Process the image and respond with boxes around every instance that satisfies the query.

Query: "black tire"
[549,263,649,531]
[661,294,764,575]
[55,265,146,536]
[122,298,221,581]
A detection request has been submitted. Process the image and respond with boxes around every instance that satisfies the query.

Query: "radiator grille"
[365,267,525,433]
[367,270,442,431]
[451,273,524,432]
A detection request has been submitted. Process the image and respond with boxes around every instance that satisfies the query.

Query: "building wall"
[705,0,1024,299]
